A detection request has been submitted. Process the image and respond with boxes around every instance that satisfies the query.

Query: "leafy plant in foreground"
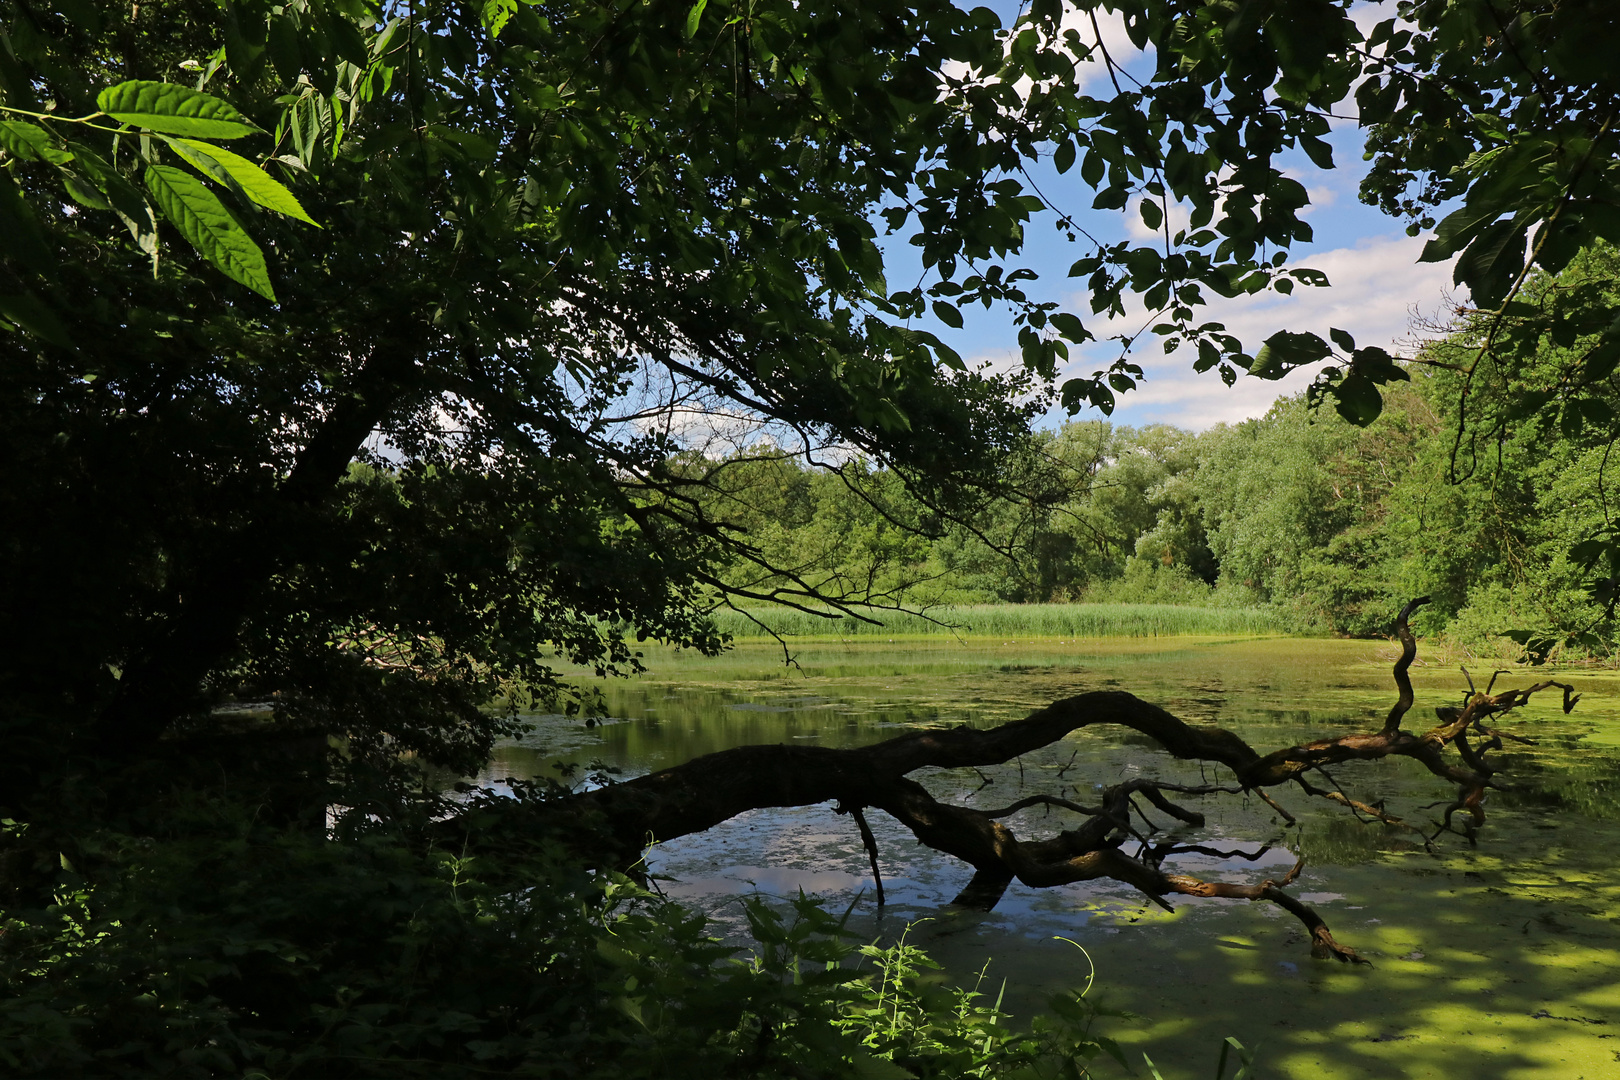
[0,797,1128,1079]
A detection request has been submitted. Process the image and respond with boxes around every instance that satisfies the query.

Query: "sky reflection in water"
[477,637,1620,1079]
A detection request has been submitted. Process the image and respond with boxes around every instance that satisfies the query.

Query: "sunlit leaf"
[684,0,708,39]
[98,80,262,140]
[144,164,275,300]
[169,138,319,226]
[0,120,73,164]
[482,0,517,36]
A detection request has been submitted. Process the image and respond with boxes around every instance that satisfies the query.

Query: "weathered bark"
[519,600,1576,963]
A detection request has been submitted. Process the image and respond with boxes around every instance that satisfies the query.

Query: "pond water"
[477,636,1620,1080]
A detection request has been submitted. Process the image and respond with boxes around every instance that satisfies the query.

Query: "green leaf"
[1139,197,1163,232]
[1571,538,1611,571]
[1585,338,1620,383]
[482,0,517,36]
[1454,219,1527,308]
[1328,327,1355,352]
[1561,401,1585,439]
[1251,330,1331,379]
[1349,345,1408,383]
[427,125,499,162]
[1301,134,1334,169]
[0,120,73,164]
[0,171,53,272]
[97,80,262,140]
[1050,311,1088,342]
[1080,148,1104,187]
[1332,371,1383,425]
[0,292,73,348]
[60,170,111,210]
[684,0,708,39]
[171,139,319,226]
[320,6,371,68]
[1053,139,1076,174]
[931,300,963,328]
[1421,204,1498,263]
[144,164,275,300]
[222,0,269,80]
[1579,397,1614,426]
[68,144,156,254]
[1471,112,1509,140]
[846,1048,914,1080]
[52,0,103,34]
[267,13,304,84]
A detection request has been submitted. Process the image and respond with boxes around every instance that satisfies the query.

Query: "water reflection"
[473,637,1620,1079]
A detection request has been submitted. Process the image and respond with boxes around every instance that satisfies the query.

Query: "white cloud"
[1049,233,1462,430]
[1057,7,1154,94]
[1350,0,1402,38]
[1123,194,1192,241]
[1302,185,1339,215]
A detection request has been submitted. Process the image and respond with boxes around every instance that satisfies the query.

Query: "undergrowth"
[0,791,1132,1079]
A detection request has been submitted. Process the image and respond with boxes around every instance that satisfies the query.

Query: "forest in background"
[696,256,1620,659]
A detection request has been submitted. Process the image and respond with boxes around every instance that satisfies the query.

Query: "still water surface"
[480,637,1620,1080]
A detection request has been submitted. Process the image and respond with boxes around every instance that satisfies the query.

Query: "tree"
[501,601,1578,967]
[1,4,1614,1069]
[1,0,1044,772]
[1209,0,1620,614]
[4,0,1388,765]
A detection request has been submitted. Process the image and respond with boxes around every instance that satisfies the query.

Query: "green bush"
[1078,560,1214,607]
[0,798,1127,1079]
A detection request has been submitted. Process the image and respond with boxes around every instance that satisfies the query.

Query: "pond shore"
[504,636,1620,1079]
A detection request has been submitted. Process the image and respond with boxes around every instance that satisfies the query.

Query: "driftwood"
[537,598,1577,964]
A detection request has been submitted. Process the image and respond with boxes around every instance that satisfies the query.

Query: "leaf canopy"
[1,0,1618,760]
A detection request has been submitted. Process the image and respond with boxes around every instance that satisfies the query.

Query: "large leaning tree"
[0,0,1611,954]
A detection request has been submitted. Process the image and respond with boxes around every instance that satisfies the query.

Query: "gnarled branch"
[494,600,1574,963]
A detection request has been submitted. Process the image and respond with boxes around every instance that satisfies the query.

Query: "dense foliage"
[3,0,1615,762]
[704,253,1620,658]
[1,794,1128,1077]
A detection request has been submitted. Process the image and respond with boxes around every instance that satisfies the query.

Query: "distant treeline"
[691,291,1619,659]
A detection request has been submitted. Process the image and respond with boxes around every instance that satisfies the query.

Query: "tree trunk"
[94,341,422,752]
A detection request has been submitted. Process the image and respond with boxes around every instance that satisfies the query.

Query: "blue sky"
[890,1,1461,432]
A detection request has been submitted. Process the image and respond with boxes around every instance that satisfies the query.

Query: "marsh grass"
[709,603,1289,640]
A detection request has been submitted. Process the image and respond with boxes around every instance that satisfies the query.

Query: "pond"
[476,636,1620,1080]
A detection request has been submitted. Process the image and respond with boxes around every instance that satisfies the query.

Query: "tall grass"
[709,603,1288,640]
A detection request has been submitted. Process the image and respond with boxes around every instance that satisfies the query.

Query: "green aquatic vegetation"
[518,637,1620,1079]
[709,605,1290,641]
[1146,1037,1258,1080]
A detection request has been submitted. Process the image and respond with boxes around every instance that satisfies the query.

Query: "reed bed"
[708,603,1288,640]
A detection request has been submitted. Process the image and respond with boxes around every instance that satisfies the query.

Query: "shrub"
[0,801,1127,1079]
